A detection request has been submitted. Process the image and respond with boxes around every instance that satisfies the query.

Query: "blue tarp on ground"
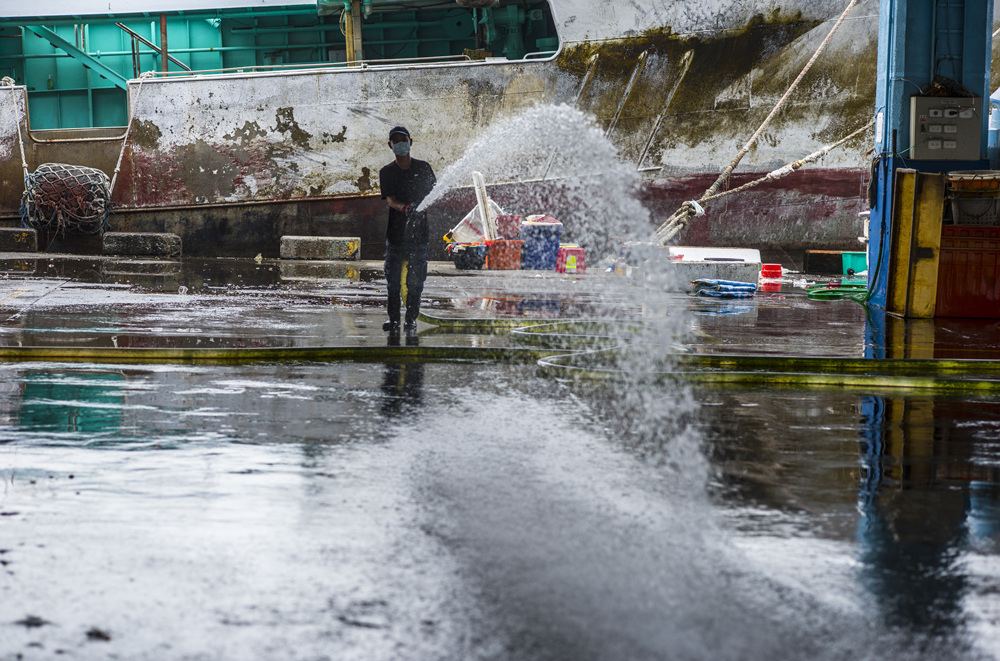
[691,279,757,298]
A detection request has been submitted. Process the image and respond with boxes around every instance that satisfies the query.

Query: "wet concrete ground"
[0,255,626,351]
[1,253,999,660]
[1,252,997,358]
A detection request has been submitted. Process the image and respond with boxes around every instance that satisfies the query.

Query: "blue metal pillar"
[867,0,993,314]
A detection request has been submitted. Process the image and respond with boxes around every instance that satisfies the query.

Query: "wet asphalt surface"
[1,253,999,660]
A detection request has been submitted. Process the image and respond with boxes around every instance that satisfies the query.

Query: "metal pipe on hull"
[159,13,168,73]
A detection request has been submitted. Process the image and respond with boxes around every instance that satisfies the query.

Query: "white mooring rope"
[110,70,155,195]
[2,76,30,182]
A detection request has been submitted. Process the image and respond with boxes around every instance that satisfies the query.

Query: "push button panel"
[909,96,982,160]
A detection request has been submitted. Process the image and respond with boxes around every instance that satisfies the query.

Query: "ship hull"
[0,0,904,257]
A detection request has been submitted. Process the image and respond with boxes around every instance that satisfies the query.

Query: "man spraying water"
[379,126,436,334]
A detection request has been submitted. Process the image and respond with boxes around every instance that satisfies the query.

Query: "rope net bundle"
[5,71,151,237]
[20,163,112,235]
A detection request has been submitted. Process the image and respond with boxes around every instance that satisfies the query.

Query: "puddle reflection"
[16,371,124,434]
[0,257,383,294]
[867,310,1000,360]
[458,295,623,319]
[0,355,996,658]
[380,334,425,418]
[701,386,1000,645]
[859,395,1000,634]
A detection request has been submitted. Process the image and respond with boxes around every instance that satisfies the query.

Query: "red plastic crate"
[556,245,586,273]
[495,215,522,239]
[936,225,1000,318]
[485,239,522,270]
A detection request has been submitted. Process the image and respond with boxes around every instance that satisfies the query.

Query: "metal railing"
[114,23,192,76]
[144,53,478,79]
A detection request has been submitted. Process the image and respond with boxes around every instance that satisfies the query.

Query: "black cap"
[388,126,410,140]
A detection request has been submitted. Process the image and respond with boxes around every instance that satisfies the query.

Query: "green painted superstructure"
[0,2,557,129]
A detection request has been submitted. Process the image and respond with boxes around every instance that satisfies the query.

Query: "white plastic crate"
[951,197,1000,225]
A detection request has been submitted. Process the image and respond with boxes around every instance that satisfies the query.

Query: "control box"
[908,96,981,160]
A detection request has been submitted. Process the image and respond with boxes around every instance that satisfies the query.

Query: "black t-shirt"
[379,159,436,245]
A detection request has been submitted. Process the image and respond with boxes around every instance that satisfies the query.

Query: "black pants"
[384,241,428,325]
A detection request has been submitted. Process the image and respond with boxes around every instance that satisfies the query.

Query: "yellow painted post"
[884,316,936,360]
[343,14,354,62]
[882,396,936,486]
[886,169,944,318]
[351,0,364,63]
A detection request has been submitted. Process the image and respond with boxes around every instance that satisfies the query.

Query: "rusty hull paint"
[73,165,863,261]
[642,168,868,252]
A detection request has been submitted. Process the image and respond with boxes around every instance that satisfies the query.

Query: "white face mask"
[392,141,410,157]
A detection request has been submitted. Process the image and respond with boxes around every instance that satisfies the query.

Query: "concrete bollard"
[0,228,38,252]
[280,236,360,260]
[103,232,182,258]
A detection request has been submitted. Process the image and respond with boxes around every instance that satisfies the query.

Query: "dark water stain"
[275,107,313,149]
[355,166,373,193]
[15,615,51,628]
[173,139,238,200]
[558,13,818,103]
[325,125,348,143]
[130,120,162,150]
[461,77,507,127]
[86,627,112,641]
[224,120,268,147]
[556,12,876,164]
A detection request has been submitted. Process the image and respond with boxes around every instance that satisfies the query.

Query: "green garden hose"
[805,282,868,301]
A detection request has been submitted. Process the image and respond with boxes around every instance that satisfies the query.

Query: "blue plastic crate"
[520,223,562,269]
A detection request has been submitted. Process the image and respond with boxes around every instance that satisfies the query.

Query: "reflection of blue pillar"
[857,395,970,634]
[863,302,888,359]
[857,395,885,506]
[868,0,993,310]
[967,482,1000,540]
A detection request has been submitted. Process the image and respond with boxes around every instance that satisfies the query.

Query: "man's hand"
[402,203,413,215]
